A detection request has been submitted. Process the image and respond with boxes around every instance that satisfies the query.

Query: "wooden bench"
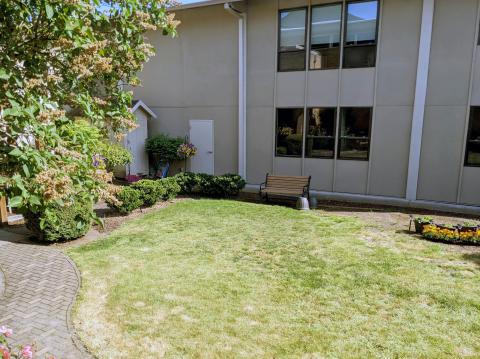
[259,174,311,202]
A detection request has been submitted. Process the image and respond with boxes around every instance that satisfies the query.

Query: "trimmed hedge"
[109,187,144,214]
[25,199,93,242]
[174,172,245,197]
[108,174,244,215]
[131,180,166,206]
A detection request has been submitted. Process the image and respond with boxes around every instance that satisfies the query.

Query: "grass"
[68,200,480,358]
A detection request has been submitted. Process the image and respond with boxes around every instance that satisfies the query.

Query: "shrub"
[174,172,198,194]
[131,180,166,206]
[173,172,245,197]
[158,177,181,200]
[25,198,93,242]
[107,187,143,214]
[145,134,184,162]
[97,142,133,172]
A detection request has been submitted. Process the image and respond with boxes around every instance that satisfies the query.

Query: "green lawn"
[68,200,480,358]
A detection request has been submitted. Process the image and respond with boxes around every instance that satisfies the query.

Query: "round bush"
[131,180,166,206]
[108,187,144,214]
[25,199,93,242]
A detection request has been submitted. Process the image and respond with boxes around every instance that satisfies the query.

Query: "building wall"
[134,5,239,175]
[136,0,480,207]
[418,0,480,205]
[246,0,422,200]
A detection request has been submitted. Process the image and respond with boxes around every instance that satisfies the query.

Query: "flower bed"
[421,223,480,245]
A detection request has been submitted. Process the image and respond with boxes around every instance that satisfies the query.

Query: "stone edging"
[61,251,94,358]
[0,265,5,298]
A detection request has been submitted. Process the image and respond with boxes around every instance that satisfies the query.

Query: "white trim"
[243,184,480,216]
[224,3,247,179]
[406,0,435,201]
[131,100,157,119]
[172,0,242,11]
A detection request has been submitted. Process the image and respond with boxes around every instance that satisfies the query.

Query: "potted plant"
[177,140,197,172]
[413,216,433,233]
[456,221,479,233]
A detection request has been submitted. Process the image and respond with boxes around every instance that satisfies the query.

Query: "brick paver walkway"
[0,228,90,358]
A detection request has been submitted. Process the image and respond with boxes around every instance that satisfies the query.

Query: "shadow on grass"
[462,253,480,267]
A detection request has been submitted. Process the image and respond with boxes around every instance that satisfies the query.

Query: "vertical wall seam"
[302,0,312,177]
[405,0,435,201]
[332,0,347,193]
[366,0,384,195]
[456,0,480,203]
[272,0,279,174]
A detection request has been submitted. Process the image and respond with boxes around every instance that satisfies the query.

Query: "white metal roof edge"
[171,0,242,11]
[131,100,157,119]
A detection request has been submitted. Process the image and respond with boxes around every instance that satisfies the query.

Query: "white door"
[189,120,214,174]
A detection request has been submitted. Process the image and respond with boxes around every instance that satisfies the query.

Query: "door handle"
[207,151,213,154]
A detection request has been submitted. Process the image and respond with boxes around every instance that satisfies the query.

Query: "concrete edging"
[243,184,480,216]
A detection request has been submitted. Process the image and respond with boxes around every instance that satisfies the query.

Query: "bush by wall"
[145,134,184,162]
[131,180,166,206]
[174,172,245,197]
[160,177,181,200]
[107,187,144,214]
[25,198,93,242]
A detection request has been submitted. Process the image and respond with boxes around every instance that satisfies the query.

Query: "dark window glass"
[343,1,378,68]
[276,108,304,157]
[465,107,480,166]
[338,107,372,160]
[306,108,336,158]
[310,4,342,70]
[278,9,307,71]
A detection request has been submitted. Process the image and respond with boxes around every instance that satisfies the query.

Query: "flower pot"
[414,219,431,234]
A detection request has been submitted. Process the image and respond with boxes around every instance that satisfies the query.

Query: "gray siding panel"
[369,106,412,198]
[334,161,368,194]
[417,106,467,203]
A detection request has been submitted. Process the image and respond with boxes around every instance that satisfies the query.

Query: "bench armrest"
[259,182,266,192]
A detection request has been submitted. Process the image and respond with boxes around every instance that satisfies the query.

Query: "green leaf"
[22,164,30,177]
[0,176,8,185]
[9,196,23,207]
[0,68,10,80]
[29,195,41,206]
[45,4,54,19]
[9,148,23,157]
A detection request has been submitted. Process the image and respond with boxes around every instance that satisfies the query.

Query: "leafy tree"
[0,0,179,229]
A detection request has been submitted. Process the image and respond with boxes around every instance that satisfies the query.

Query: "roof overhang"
[171,0,242,11]
[131,100,157,119]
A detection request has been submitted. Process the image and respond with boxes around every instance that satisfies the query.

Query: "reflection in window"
[310,4,342,70]
[344,1,378,68]
[278,9,307,71]
[338,107,372,160]
[306,108,336,158]
[276,108,304,157]
[465,107,480,166]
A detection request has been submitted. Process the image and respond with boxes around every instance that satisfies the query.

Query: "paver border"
[62,251,93,358]
[0,265,5,298]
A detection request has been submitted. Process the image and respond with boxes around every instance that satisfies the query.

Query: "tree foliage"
[0,0,179,227]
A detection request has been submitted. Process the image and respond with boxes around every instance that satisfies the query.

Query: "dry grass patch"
[68,200,480,358]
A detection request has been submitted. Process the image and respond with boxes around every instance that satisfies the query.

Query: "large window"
[310,4,342,70]
[338,107,372,160]
[278,9,307,72]
[465,107,480,167]
[306,108,336,158]
[276,108,304,157]
[343,1,379,68]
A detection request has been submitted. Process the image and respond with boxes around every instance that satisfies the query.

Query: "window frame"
[305,107,337,159]
[342,0,380,69]
[275,107,305,158]
[277,7,309,72]
[337,107,373,161]
[309,2,344,71]
[465,106,480,167]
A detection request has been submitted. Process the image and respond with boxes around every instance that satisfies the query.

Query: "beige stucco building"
[134,0,480,213]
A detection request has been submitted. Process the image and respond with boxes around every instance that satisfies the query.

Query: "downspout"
[224,2,247,179]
